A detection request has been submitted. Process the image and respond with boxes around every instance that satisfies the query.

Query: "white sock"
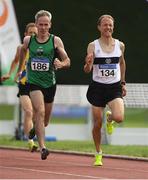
[96,150,102,155]
[28,139,34,143]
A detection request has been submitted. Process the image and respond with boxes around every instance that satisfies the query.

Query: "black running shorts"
[29,83,56,103]
[86,81,122,107]
[17,83,30,97]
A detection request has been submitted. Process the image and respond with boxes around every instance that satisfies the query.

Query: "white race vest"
[93,39,122,84]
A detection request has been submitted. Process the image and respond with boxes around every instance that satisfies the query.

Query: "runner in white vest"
[84,14,127,166]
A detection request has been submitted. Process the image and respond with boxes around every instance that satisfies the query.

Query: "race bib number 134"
[98,64,117,77]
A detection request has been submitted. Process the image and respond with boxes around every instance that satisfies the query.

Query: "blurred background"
[0,0,148,146]
[11,0,148,84]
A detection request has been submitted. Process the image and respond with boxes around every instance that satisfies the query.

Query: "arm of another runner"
[1,45,21,81]
[84,42,94,73]
[53,36,70,69]
[120,41,127,97]
[15,36,30,81]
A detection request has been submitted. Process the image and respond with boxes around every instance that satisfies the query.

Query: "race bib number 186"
[31,58,49,71]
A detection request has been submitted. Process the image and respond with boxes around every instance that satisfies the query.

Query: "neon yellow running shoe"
[28,140,38,152]
[106,111,114,135]
[94,153,103,166]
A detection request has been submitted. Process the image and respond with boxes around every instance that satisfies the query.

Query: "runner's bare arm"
[1,45,21,81]
[120,41,127,97]
[17,36,30,73]
[120,42,126,83]
[14,36,30,82]
[84,42,95,73]
[53,36,70,69]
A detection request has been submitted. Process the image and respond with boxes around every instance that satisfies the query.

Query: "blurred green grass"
[0,105,148,127]
[0,135,148,158]
[115,108,148,128]
[0,105,15,120]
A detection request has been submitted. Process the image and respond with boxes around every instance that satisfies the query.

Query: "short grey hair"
[35,10,52,21]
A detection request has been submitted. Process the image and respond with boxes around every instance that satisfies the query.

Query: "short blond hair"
[35,10,52,21]
[97,14,114,25]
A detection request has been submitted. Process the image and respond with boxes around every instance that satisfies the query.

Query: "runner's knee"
[113,114,124,123]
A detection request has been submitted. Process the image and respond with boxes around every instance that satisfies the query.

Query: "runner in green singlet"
[18,10,70,160]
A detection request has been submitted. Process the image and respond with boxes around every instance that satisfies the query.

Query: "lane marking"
[0,166,105,179]
[7,157,148,174]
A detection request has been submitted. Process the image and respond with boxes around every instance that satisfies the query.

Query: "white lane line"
[11,157,148,174]
[0,166,107,179]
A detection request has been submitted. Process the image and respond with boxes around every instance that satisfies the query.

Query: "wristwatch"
[121,81,126,85]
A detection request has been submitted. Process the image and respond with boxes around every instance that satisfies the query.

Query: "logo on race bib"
[105,58,112,64]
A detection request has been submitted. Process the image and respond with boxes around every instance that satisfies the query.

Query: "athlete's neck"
[99,37,115,53]
[36,33,50,43]
[99,37,114,46]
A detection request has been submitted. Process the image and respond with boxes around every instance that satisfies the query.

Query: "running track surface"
[0,148,148,179]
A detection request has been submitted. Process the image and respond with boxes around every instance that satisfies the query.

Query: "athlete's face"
[98,17,114,38]
[26,26,38,36]
[36,16,51,36]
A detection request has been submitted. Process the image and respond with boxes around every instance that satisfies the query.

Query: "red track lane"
[0,148,148,179]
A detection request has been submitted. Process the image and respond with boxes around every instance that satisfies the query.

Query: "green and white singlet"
[27,34,56,88]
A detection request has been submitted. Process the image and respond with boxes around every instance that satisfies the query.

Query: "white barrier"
[0,86,19,136]
[0,86,18,104]
[107,128,148,145]
[124,83,148,108]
